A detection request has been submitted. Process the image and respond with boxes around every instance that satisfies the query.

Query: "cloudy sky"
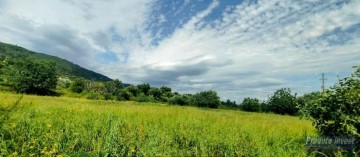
[1,0,360,102]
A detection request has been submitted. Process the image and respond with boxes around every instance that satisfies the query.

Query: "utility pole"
[320,73,327,92]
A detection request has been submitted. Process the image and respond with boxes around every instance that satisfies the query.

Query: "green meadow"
[0,92,316,156]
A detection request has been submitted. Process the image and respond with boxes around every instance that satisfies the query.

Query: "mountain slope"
[0,42,112,81]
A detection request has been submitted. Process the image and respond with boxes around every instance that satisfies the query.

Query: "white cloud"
[1,0,360,102]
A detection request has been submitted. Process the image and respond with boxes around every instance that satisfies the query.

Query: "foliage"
[0,93,317,156]
[160,86,172,93]
[220,99,238,109]
[192,90,221,108]
[169,94,192,106]
[148,87,162,101]
[104,79,123,95]
[241,98,261,112]
[116,89,133,101]
[86,91,104,100]
[127,85,139,97]
[300,66,360,150]
[266,88,298,115]
[134,93,156,103]
[70,78,86,93]
[8,58,57,95]
[160,86,174,99]
[297,91,321,110]
[137,83,151,96]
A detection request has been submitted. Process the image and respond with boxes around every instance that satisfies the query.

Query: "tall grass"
[0,93,316,156]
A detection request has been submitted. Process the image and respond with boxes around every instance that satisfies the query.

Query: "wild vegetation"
[299,66,360,151]
[0,93,315,156]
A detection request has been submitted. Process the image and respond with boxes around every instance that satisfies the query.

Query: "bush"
[104,79,123,95]
[116,89,132,101]
[149,87,162,100]
[127,85,139,97]
[86,91,103,100]
[70,78,86,93]
[134,93,155,102]
[104,93,113,100]
[300,66,360,150]
[9,58,57,95]
[221,99,237,109]
[241,98,260,112]
[266,88,298,115]
[192,90,220,108]
[169,95,191,106]
[297,91,321,110]
[137,83,151,95]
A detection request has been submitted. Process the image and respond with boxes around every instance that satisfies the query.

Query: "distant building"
[58,77,72,83]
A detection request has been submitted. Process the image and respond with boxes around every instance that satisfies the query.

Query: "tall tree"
[9,58,57,95]
[70,78,86,93]
[241,98,260,112]
[137,83,151,95]
[267,88,298,115]
[300,66,360,148]
[192,90,221,108]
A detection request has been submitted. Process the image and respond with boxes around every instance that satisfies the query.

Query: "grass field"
[0,92,317,156]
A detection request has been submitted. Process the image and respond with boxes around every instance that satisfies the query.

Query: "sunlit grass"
[0,92,316,156]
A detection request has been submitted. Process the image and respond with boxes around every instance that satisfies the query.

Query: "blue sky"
[1,0,360,102]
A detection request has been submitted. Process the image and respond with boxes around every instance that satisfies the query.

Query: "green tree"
[266,88,298,115]
[104,79,123,95]
[160,86,174,99]
[297,91,321,110]
[70,78,86,93]
[169,94,191,106]
[116,89,132,101]
[149,87,162,101]
[137,83,151,95]
[127,85,139,97]
[221,99,237,109]
[241,98,260,112]
[160,86,171,93]
[9,58,57,95]
[300,66,360,149]
[192,90,221,108]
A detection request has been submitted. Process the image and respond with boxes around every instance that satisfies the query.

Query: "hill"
[0,42,111,81]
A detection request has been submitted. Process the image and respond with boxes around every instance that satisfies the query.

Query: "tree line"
[0,57,222,108]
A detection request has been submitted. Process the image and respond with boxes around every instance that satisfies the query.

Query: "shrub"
[297,91,321,110]
[192,90,220,108]
[221,99,238,109]
[9,58,57,95]
[86,91,103,100]
[127,85,139,97]
[300,66,360,150]
[241,98,260,112]
[137,83,151,95]
[104,93,113,100]
[134,93,155,102]
[116,89,132,101]
[149,87,162,100]
[70,78,86,93]
[169,95,191,106]
[266,88,298,115]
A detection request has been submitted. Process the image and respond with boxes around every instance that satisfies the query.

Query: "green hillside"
[0,42,111,81]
